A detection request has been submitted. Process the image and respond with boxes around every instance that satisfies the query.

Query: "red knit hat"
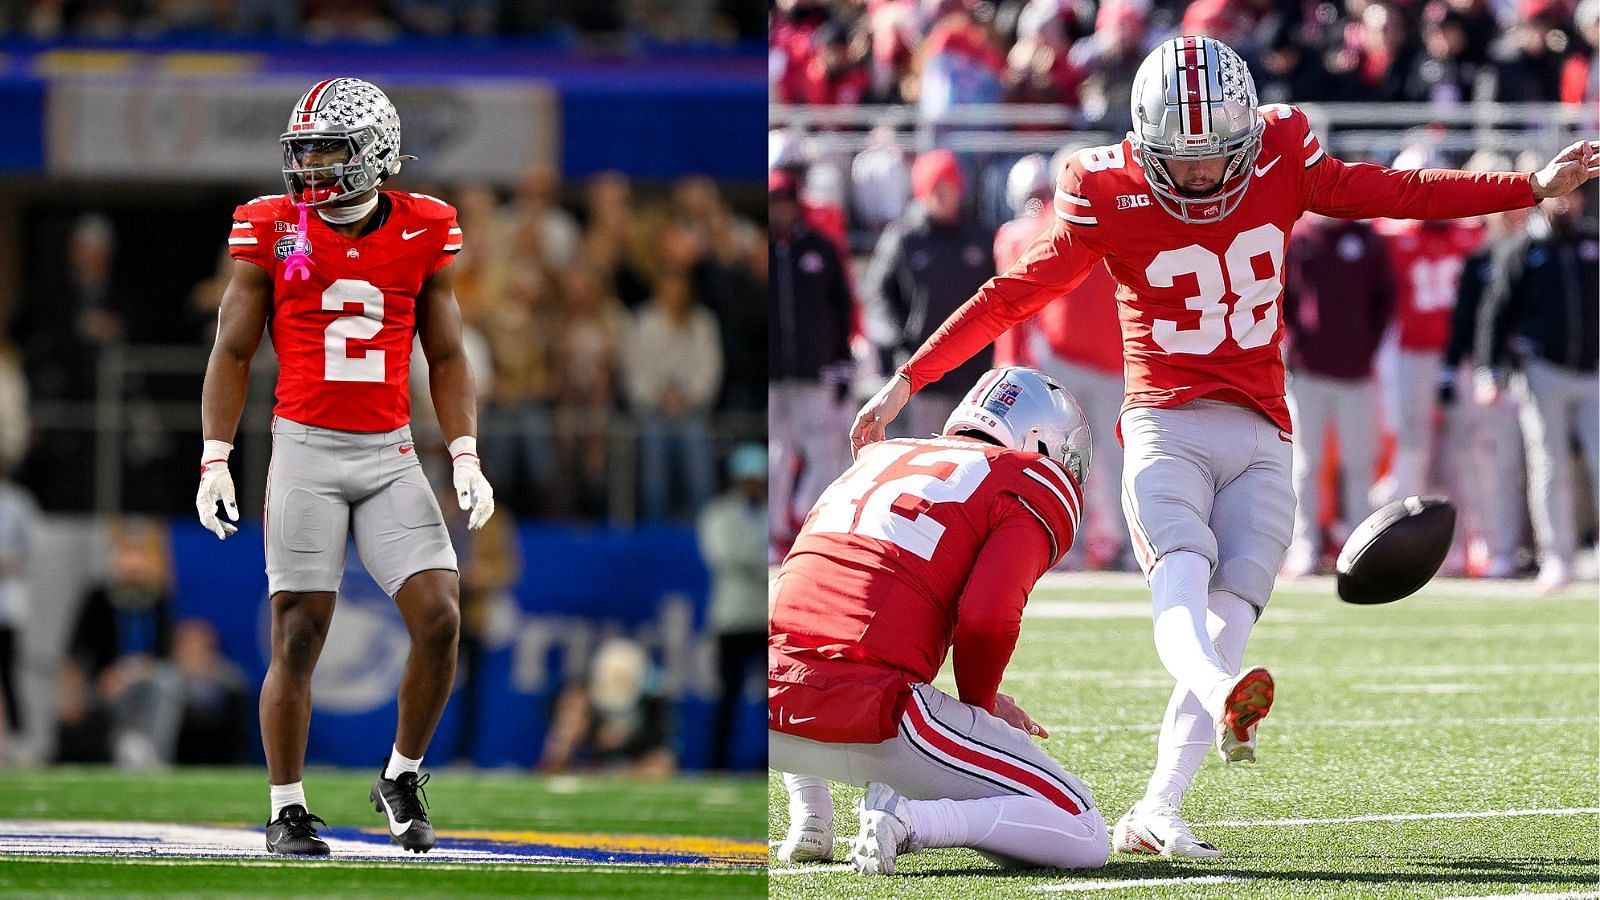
[911,150,964,199]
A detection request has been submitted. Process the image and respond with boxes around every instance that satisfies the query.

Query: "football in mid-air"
[1335,497,1458,605]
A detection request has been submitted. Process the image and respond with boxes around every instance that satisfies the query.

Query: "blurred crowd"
[772,0,1598,119]
[770,127,1599,587]
[4,0,764,43]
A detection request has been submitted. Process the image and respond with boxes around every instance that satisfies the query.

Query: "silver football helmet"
[1128,36,1264,224]
[280,78,406,207]
[943,366,1093,486]
[1005,153,1053,218]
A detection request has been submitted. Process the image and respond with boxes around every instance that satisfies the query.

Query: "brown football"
[1335,497,1457,605]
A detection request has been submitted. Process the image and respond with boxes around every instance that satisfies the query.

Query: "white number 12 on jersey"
[322,279,385,382]
[809,443,992,560]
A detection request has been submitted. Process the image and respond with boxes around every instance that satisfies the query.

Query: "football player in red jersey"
[197,78,495,856]
[851,36,1598,857]
[771,367,1108,875]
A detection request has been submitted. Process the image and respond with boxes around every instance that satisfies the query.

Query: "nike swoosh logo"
[1253,157,1281,178]
[378,792,414,835]
[788,715,816,724]
[399,444,414,454]
[402,229,426,240]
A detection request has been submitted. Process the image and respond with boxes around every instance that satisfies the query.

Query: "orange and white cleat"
[1216,666,1274,763]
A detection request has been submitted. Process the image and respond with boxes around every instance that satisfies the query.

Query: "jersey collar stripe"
[1054,188,1091,207]
[1302,130,1317,147]
[231,222,251,230]
[228,237,257,245]
[443,243,463,251]
[1023,467,1079,531]
[301,78,336,113]
[1304,147,1326,167]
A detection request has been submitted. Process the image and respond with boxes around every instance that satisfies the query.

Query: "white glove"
[449,436,495,531]
[196,439,239,539]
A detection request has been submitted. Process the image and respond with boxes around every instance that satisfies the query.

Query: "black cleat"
[371,770,437,853]
[265,804,331,856]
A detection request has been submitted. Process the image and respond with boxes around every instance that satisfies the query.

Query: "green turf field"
[769,573,1600,899]
[0,767,766,898]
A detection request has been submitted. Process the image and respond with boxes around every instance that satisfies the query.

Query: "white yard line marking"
[769,863,852,875]
[1446,883,1593,890]
[1197,807,1600,828]
[1354,683,1484,694]
[1006,663,1594,680]
[1439,892,1600,900]
[1037,716,1588,733]
[1029,875,1247,893]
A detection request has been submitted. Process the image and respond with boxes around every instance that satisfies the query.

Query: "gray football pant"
[265,416,458,597]
[769,381,852,537]
[1513,359,1600,568]
[1285,371,1377,555]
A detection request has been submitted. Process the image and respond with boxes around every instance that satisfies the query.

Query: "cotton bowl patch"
[274,234,308,260]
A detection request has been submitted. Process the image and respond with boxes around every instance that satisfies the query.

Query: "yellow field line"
[359,827,768,858]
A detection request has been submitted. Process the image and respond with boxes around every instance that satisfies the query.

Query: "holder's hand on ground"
[196,440,238,539]
[1531,140,1599,200]
[851,374,911,457]
[995,692,1048,739]
[449,437,495,531]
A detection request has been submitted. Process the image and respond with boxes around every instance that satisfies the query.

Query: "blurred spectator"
[391,0,498,36]
[1561,0,1600,103]
[302,0,401,41]
[16,212,127,403]
[1473,187,1599,593]
[553,262,627,517]
[0,341,29,474]
[1328,2,1417,104]
[1403,7,1481,102]
[0,457,37,739]
[1063,0,1153,134]
[1372,144,1487,509]
[770,170,854,548]
[57,518,182,768]
[1003,3,1084,105]
[1258,23,1341,104]
[1480,9,1572,101]
[623,267,722,521]
[772,0,835,103]
[794,19,872,104]
[1282,214,1395,577]
[716,227,768,414]
[698,443,767,770]
[539,636,675,775]
[1445,152,1532,577]
[991,154,1130,570]
[919,1,1008,116]
[865,149,995,438]
[171,619,251,765]
[851,127,914,232]
[505,162,582,275]
[481,262,560,517]
[582,171,652,310]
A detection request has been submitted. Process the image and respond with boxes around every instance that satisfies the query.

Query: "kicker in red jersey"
[901,103,1534,437]
[769,436,1081,744]
[228,191,462,432]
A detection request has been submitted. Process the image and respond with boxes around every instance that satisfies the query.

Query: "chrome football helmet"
[1128,36,1264,224]
[943,366,1093,485]
[280,78,406,207]
[1005,153,1054,217]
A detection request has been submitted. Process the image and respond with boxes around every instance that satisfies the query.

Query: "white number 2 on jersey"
[809,443,992,560]
[322,279,385,382]
[1145,224,1285,355]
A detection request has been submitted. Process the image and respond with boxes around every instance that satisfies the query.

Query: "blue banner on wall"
[168,522,765,771]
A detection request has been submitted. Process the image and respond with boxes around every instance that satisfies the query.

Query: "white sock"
[1150,551,1233,718]
[783,773,833,823]
[1142,590,1258,807]
[906,796,1108,870]
[384,745,423,781]
[270,782,306,821]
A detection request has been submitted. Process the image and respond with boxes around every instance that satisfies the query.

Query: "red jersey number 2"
[323,278,386,382]
[810,442,992,560]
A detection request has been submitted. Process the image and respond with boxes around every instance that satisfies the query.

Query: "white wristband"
[448,436,479,465]
[202,440,233,468]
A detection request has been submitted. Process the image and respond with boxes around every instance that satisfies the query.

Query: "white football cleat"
[1113,794,1222,859]
[1216,665,1274,763]
[850,782,919,875]
[777,812,835,863]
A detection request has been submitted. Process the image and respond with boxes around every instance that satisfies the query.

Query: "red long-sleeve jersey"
[768,437,1081,743]
[902,104,1535,436]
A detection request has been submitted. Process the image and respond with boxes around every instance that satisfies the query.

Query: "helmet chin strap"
[318,190,379,224]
